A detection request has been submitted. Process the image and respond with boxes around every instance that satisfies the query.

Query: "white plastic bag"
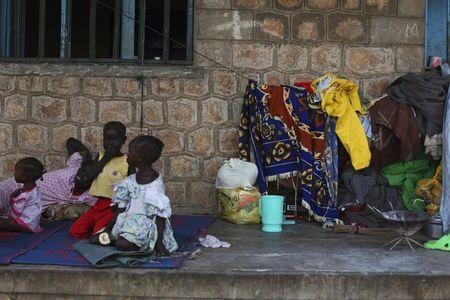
[215,158,258,190]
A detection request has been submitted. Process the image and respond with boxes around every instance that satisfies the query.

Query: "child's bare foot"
[115,237,140,251]
[90,231,112,246]
[155,241,171,257]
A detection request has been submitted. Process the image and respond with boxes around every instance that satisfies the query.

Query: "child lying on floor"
[0,139,96,221]
[92,136,178,255]
[40,138,97,220]
[0,158,45,232]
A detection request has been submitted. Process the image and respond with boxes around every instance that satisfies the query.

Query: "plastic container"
[260,195,284,233]
[424,214,443,239]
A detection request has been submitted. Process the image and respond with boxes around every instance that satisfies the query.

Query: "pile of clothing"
[338,168,403,227]
[238,70,450,229]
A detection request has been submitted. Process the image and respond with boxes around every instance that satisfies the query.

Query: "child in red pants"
[69,122,132,239]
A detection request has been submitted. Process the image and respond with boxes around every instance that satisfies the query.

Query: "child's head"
[127,135,164,168]
[14,157,45,184]
[103,121,126,152]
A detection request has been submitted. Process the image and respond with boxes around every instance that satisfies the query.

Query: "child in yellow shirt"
[69,121,132,238]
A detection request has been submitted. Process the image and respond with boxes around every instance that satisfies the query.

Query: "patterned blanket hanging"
[238,80,339,222]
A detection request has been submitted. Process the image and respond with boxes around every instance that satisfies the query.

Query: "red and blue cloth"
[0,215,214,268]
[239,80,339,222]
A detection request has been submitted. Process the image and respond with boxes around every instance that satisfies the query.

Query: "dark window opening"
[71,0,90,58]
[144,0,164,60]
[24,0,39,57]
[169,0,187,61]
[96,0,115,58]
[0,0,193,64]
[45,0,61,58]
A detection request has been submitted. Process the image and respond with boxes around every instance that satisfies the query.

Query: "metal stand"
[366,207,429,253]
[380,234,424,252]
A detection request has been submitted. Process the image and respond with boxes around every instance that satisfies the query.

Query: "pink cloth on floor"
[37,153,97,209]
[9,186,43,233]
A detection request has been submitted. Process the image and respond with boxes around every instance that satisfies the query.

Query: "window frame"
[0,0,194,65]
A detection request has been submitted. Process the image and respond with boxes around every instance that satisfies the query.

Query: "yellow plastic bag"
[217,188,261,225]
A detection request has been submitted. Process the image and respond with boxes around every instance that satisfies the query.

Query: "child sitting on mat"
[0,158,45,233]
[93,135,178,255]
[69,121,132,239]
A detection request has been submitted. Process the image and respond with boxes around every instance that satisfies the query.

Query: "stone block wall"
[0,0,425,214]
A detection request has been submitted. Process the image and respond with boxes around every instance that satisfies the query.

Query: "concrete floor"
[1,219,450,299]
[187,220,450,275]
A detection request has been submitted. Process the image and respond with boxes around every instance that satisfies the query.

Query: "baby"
[94,136,178,255]
[0,158,45,233]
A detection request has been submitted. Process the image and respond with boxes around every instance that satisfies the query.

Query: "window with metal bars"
[0,0,193,64]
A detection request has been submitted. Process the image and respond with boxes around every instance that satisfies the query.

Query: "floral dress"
[111,174,178,252]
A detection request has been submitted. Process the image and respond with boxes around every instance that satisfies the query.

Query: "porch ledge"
[0,62,204,78]
[0,221,449,299]
[0,264,448,299]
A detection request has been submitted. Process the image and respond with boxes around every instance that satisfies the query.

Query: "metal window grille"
[0,0,193,64]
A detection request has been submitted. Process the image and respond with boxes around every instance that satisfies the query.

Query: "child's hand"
[104,145,116,158]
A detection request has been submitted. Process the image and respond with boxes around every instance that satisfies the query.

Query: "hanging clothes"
[441,86,450,233]
[324,117,339,208]
[294,81,321,109]
[387,72,450,136]
[295,81,339,206]
[369,97,423,170]
[311,74,371,170]
[239,80,339,222]
[359,114,374,141]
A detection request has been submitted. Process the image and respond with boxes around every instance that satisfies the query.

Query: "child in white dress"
[100,136,178,254]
